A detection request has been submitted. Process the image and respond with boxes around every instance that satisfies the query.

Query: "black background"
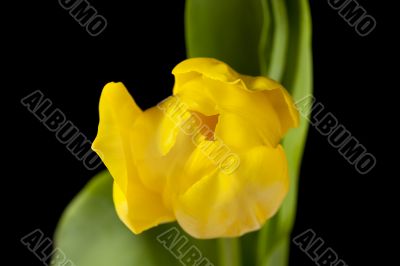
[6,0,389,265]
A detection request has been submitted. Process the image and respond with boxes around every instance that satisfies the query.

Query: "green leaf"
[52,171,219,266]
[279,0,313,236]
[257,0,272,76]
[257,0,313,265]
[185,0,289,81]
[262,0,289,81]
[185,0,264,75]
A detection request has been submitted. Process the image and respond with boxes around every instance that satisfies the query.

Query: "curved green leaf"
[185,0,289,81]
[185,0,264,75]
[52,171,219,266]
[263,0,289,81]
[257,0,272,76]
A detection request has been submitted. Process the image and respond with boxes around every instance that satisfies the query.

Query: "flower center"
[190,111,219,140]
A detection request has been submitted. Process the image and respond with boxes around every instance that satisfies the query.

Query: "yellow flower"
[92,58,299,239]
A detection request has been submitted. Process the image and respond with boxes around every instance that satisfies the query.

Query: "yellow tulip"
[92,58,299,239]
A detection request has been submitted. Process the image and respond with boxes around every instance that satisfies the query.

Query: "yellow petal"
[172,58,299,145]
[240,75,299,134]
[92,82,174,233]
[156,96,192,155]
[172,58,240,86]
[130,105,196,203]
[174,140,219,195]
[214,112,265,151]
[177,76,282,147]
[174,145,289,239]
[113,181,175,234]
[173,78,218,117]
[92,82,142,193]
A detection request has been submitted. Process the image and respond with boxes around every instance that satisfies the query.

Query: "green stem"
[256,222,270,266]
[218,238,242,266]
[256,228,290,266]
